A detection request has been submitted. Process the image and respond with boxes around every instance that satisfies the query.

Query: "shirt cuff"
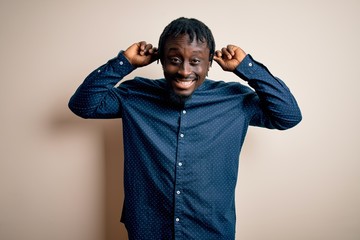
[233,54,258,81]
[109,51,136,75]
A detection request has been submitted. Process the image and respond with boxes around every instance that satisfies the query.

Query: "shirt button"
[182,110,186,114]
[248,62,253,67]
[180,133,184,138]
[175,218,180,222]
[178,162,182,166]
[97,69,101,73]
[176,190,181,195]
[119,61,124,65]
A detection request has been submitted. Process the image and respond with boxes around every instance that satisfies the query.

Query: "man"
[69,17,302,239]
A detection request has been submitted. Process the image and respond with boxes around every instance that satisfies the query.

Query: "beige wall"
[1,0,359,239]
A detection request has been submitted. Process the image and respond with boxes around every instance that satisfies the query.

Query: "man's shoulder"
[119,77,166,89]
[203,79,254,94]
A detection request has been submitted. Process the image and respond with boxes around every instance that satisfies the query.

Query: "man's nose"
[177,62,192,76]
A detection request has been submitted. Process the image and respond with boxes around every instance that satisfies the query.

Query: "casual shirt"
[68,52,302,239]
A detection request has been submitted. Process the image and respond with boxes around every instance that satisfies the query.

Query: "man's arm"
[68,42,158,119]
[214,45,302,130]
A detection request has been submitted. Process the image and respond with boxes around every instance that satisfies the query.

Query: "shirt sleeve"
[234,54,302,130]
[68,52,135,119]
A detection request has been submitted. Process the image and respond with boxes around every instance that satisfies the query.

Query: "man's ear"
[209,54,214,67]
[158,57,164,66]
[207,58,212,77]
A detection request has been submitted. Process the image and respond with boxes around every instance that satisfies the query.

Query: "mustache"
[174,73,197,81]
[163,70,197,80]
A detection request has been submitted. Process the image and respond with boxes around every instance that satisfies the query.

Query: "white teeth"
[180,81,193,86]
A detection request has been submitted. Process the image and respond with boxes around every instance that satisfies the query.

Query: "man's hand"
[213,45,246,72]
[123,41,159,68]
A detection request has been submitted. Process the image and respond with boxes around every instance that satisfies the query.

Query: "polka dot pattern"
[68,53,302,239]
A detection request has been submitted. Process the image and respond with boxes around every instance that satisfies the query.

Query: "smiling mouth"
[175,79,195,87]
[173,76,197,88]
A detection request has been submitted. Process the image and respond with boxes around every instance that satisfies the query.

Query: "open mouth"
[176,79,195,87]
[173,78,196,90]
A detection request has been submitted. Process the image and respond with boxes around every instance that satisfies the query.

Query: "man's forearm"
[68,52,135,118]
[234,55,302,129]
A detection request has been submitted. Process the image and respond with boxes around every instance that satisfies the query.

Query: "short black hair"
[158,17,215,62]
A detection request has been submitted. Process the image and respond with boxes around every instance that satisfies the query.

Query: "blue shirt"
[69,52,301,239]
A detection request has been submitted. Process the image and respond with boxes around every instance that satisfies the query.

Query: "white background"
[1,0,359,239]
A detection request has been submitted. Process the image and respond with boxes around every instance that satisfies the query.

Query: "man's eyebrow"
[168,47,180,51]
[167,48,205,54]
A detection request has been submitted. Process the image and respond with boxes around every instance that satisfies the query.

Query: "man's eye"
[170,58,181,64]
[192,59,200,64]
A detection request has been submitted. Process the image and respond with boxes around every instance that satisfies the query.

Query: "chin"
[172,82,198,97]
[168,90,192,107]
[174,90,193,98]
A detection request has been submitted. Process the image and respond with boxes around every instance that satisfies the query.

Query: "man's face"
[162,34,211,98]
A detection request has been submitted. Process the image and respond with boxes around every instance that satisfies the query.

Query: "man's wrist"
[110,50,136,74]
[234,54,257,81]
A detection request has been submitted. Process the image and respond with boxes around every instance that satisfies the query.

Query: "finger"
[150,50,160,62]
[148,47,158,55]
[227,45,236,56]
[146,47,158,57]
[214,50,222,58]
[213,54,225,66]
[221,47,232,60]
[138,41,147,49]
[144,44,153,53]
[144,47,159,61]
[138,41,148,55]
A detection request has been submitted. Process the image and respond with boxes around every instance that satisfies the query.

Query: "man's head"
[158,17,215,100]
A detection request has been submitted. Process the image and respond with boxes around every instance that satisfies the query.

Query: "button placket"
[174,108,187,235]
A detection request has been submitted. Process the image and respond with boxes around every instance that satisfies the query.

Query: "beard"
[166,83,192,108]
[169,91,191,106]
